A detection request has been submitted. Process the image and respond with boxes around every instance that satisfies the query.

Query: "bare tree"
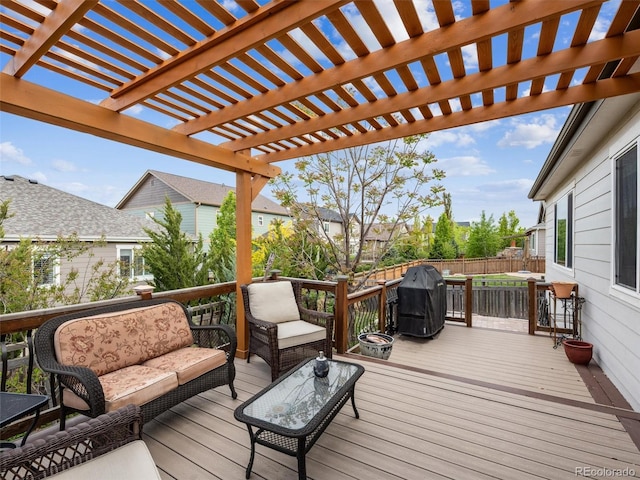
[271,135,445,290]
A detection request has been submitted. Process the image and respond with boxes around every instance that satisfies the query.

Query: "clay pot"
[552,281,577,299]
[562,339,593,365]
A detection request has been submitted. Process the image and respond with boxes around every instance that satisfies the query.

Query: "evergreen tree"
[207,192,237,283]
[466,211,502,258]
[141,197,208,291]
[430,212,457,259]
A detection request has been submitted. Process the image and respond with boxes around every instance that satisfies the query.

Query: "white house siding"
[544,104,640,411]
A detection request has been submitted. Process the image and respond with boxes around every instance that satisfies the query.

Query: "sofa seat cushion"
[63,365,178,413]
[277,320,326,350]
[143,347,227,384]
[54,302,194,376]
[48,440,161,480]
[247,281,300,324]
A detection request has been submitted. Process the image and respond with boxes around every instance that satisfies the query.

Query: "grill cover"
[397,265,446,337]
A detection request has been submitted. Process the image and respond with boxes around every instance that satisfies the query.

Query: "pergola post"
[235,171,253,359]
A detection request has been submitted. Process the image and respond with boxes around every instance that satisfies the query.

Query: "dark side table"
[0,392,49,447]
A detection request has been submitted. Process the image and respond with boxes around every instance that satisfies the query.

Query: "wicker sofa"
[34,298,237,428]
[0,404,158,479]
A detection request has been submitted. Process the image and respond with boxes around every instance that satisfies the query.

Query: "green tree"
[252,219,331,280]
[207,191,237,283]
[430,212,457,259]
[271,135,445,290]
[498,210,525,249]
[466,211,502,258]
[141,197,208,291]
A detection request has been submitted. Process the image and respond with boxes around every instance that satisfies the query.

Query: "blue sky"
[0,0,622,228]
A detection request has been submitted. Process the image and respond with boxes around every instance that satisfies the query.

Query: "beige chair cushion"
[277,320,326,349]
[48,440,161,480]
[247,281,300,324]
[144,347,227,384]
[62,365,178,413]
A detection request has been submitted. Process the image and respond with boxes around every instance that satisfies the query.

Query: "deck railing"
[3,274,560,441]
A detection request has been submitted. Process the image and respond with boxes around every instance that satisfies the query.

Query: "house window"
[118,246,149,279]
[615,144,638,292]
[258,216,264,226]
[323,221,330,233]
[33,252,58,286]
[554,191,573,268]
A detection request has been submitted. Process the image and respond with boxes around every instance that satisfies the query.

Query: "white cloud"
[497,114,560,149]
[438,156,495,177]
[428,131,475,147]
[30,171,48,183]
[461,44,478,71]
[124,104,144,116]
[0,142,31,165]
[476,178,534,197]
[52,159,77,172]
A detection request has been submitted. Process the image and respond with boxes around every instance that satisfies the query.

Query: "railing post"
[268,269,281,281]
[465,276,473,327]
[377,279,387,333]
[528,277,537,335]
[334,276,349,354]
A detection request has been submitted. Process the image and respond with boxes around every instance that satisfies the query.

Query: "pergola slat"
[0,0,636,171]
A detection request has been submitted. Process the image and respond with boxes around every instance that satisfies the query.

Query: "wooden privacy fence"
[358,256,545,282]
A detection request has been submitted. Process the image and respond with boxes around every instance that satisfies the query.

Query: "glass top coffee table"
[234,358,364,479]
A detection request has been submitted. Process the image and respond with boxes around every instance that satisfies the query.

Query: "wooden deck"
[143,324,640,479]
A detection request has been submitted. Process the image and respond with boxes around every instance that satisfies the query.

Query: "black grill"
[396,265,446,338]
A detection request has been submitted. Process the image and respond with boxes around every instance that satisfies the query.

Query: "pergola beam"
[221,31,640,153]
[175,0,603,135]
[0,74,280,178]
[256,73,640,163]
[100,0,350,112]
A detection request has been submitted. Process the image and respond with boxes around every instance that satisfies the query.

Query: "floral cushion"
[143,347,227,384]
[53,302,194,376]
[62,365,178,413]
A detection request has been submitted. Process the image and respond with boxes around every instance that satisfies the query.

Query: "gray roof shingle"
[119,170,288,215]
[1,175,155,241]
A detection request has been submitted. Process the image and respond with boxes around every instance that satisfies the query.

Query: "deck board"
[142,324,640,480]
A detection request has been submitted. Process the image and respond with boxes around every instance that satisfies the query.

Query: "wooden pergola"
[1,0,639,357]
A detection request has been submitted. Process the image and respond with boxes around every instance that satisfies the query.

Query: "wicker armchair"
[0,405,159,479]
[241,280,334,381]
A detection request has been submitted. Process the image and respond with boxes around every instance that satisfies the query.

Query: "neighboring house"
[525,208,546,259]
[295,204,344,242]
[528,91,640,411]
[0,175,156,299]
[359,222,411,263]
[116,170,289,246]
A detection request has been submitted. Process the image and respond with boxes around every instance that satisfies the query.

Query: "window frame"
[32,251,59,287]
[553,190,574,270]
[612,142,639,297]
[117,245,151,281]
[257,215,264,226]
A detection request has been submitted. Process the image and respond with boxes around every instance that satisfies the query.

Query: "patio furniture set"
[1,280,364,479]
